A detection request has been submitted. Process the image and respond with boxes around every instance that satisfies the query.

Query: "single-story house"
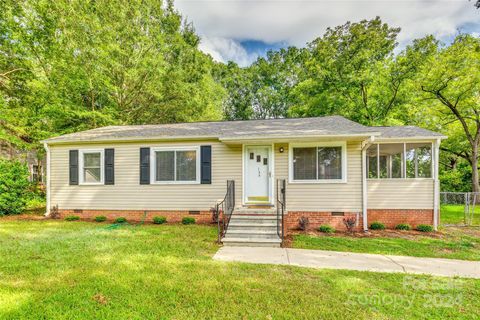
[42,116,446,246]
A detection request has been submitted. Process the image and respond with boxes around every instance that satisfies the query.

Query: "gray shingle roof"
[42,116,444,144]
[373,126,445,139]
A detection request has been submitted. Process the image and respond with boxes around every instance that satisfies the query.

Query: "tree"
[0,0,223,152]
[217,47,307,120]
[416,34,480,192]
[289,17,416,125]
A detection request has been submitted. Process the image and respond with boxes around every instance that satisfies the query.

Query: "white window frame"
[79,149,104,185]
[288,141,347,184]
[150,146,200,185]
[366,142,434,180]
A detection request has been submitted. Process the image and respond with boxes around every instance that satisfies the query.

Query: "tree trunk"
[471,145,480,193]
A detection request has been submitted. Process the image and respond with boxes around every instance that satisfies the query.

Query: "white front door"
[245,145,271,204]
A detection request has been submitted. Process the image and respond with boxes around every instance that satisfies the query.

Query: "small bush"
[416,224,434,232]
[115,217,127,223]
[318,225,335,233]
[65,215,80,221]
[370,221,385,230]
[182,217,195,225]
[298,216,310,231]
[94,216,107,222]
[395,223,411,231]
[0,160,30,215]
[153,216,167,224]
[50,205,60,219]
[342,216,356,232]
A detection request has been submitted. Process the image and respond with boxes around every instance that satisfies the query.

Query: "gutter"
[220,132,382,143]
[43,142,51,217]
[41,135,220,146]
[361,136,375,232]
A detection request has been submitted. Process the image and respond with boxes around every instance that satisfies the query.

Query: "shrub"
[65,215,80,221]
[318,225,335,233]
[395,223,411,231]
[95,216,107,222]
[416,224,434,232]
[182,217,195,225]
[50,205,60,219]
[115,217,127,223]
[342,216,356,232]
[210,207,219,223]
[0,160,30,215]
[298,216,310,231]
[153,216,167,224]
[370,221,385,230]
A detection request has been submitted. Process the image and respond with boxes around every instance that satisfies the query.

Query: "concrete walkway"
[213,247,480,279]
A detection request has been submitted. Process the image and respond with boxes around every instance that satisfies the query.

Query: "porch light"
[279,147,284,153]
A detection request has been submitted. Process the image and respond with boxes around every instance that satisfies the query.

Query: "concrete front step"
[222,237,282,247]
[225,230,278,239]
[229,219,277,226]
[228,225,277,232]
[229,215,277,220]
[222,209,282,247]
[234,209,277,215]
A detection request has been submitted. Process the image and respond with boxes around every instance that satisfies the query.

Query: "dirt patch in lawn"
[444,226,480,238]
[0,213,47,221]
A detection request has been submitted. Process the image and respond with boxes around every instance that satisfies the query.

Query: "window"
[406,143,432,178]
[366,145,378,179]
[291,143,346,182]
[152,147,199,184]
[79,150,104,184]
[31,165,40,182]
[367,143,432,179]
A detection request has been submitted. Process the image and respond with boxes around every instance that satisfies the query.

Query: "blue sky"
[176,0,480,67]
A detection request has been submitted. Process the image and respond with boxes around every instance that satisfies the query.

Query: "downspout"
[433,138,441,231]
[361,136,375,232]
[43,143,51,217]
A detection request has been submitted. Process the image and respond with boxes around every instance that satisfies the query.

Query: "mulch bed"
[283,228,447,247]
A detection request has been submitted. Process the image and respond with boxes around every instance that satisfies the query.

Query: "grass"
[441,204,480,225]
[0,221,479,319]
[292,228,480,261]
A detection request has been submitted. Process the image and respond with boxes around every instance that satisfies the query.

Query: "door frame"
[242,143,275,205]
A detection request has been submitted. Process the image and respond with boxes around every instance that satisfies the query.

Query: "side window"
[79,150,104,184]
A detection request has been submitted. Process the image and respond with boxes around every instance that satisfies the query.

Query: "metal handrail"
[217,180,235,242]
[276,179,286,245]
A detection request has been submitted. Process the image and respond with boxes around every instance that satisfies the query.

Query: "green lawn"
[441,204,480,225]
[1,221,480,319]
[292,228,480,261]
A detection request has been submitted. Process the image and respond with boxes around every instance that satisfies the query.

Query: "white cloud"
[177,0,480,63]
[198,36,260,66]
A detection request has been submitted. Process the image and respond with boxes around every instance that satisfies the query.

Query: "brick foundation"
[367,209,434,229]
[58,209,215,224]
[285,211,364,232]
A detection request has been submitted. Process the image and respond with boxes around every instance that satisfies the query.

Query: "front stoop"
[222,208,282,247]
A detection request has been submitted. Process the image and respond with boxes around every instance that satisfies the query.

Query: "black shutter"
[201,145,212,184]
[140,147,150,184]
[69,150,79,185]
[104,148,115,185]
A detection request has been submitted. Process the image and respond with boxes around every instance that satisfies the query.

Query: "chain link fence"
[440,192,480,226]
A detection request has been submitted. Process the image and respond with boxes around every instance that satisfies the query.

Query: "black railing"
[217,180,235,242]
[276,179,286,244]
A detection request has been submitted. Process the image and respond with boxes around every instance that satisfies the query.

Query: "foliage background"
[1,0,478,203]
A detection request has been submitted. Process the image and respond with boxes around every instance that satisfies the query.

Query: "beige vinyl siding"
[275,142,362,212]
[367,179,434,209]
[49,140,242,210]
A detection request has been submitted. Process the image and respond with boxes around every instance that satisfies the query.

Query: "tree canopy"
[1,1,478,191]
